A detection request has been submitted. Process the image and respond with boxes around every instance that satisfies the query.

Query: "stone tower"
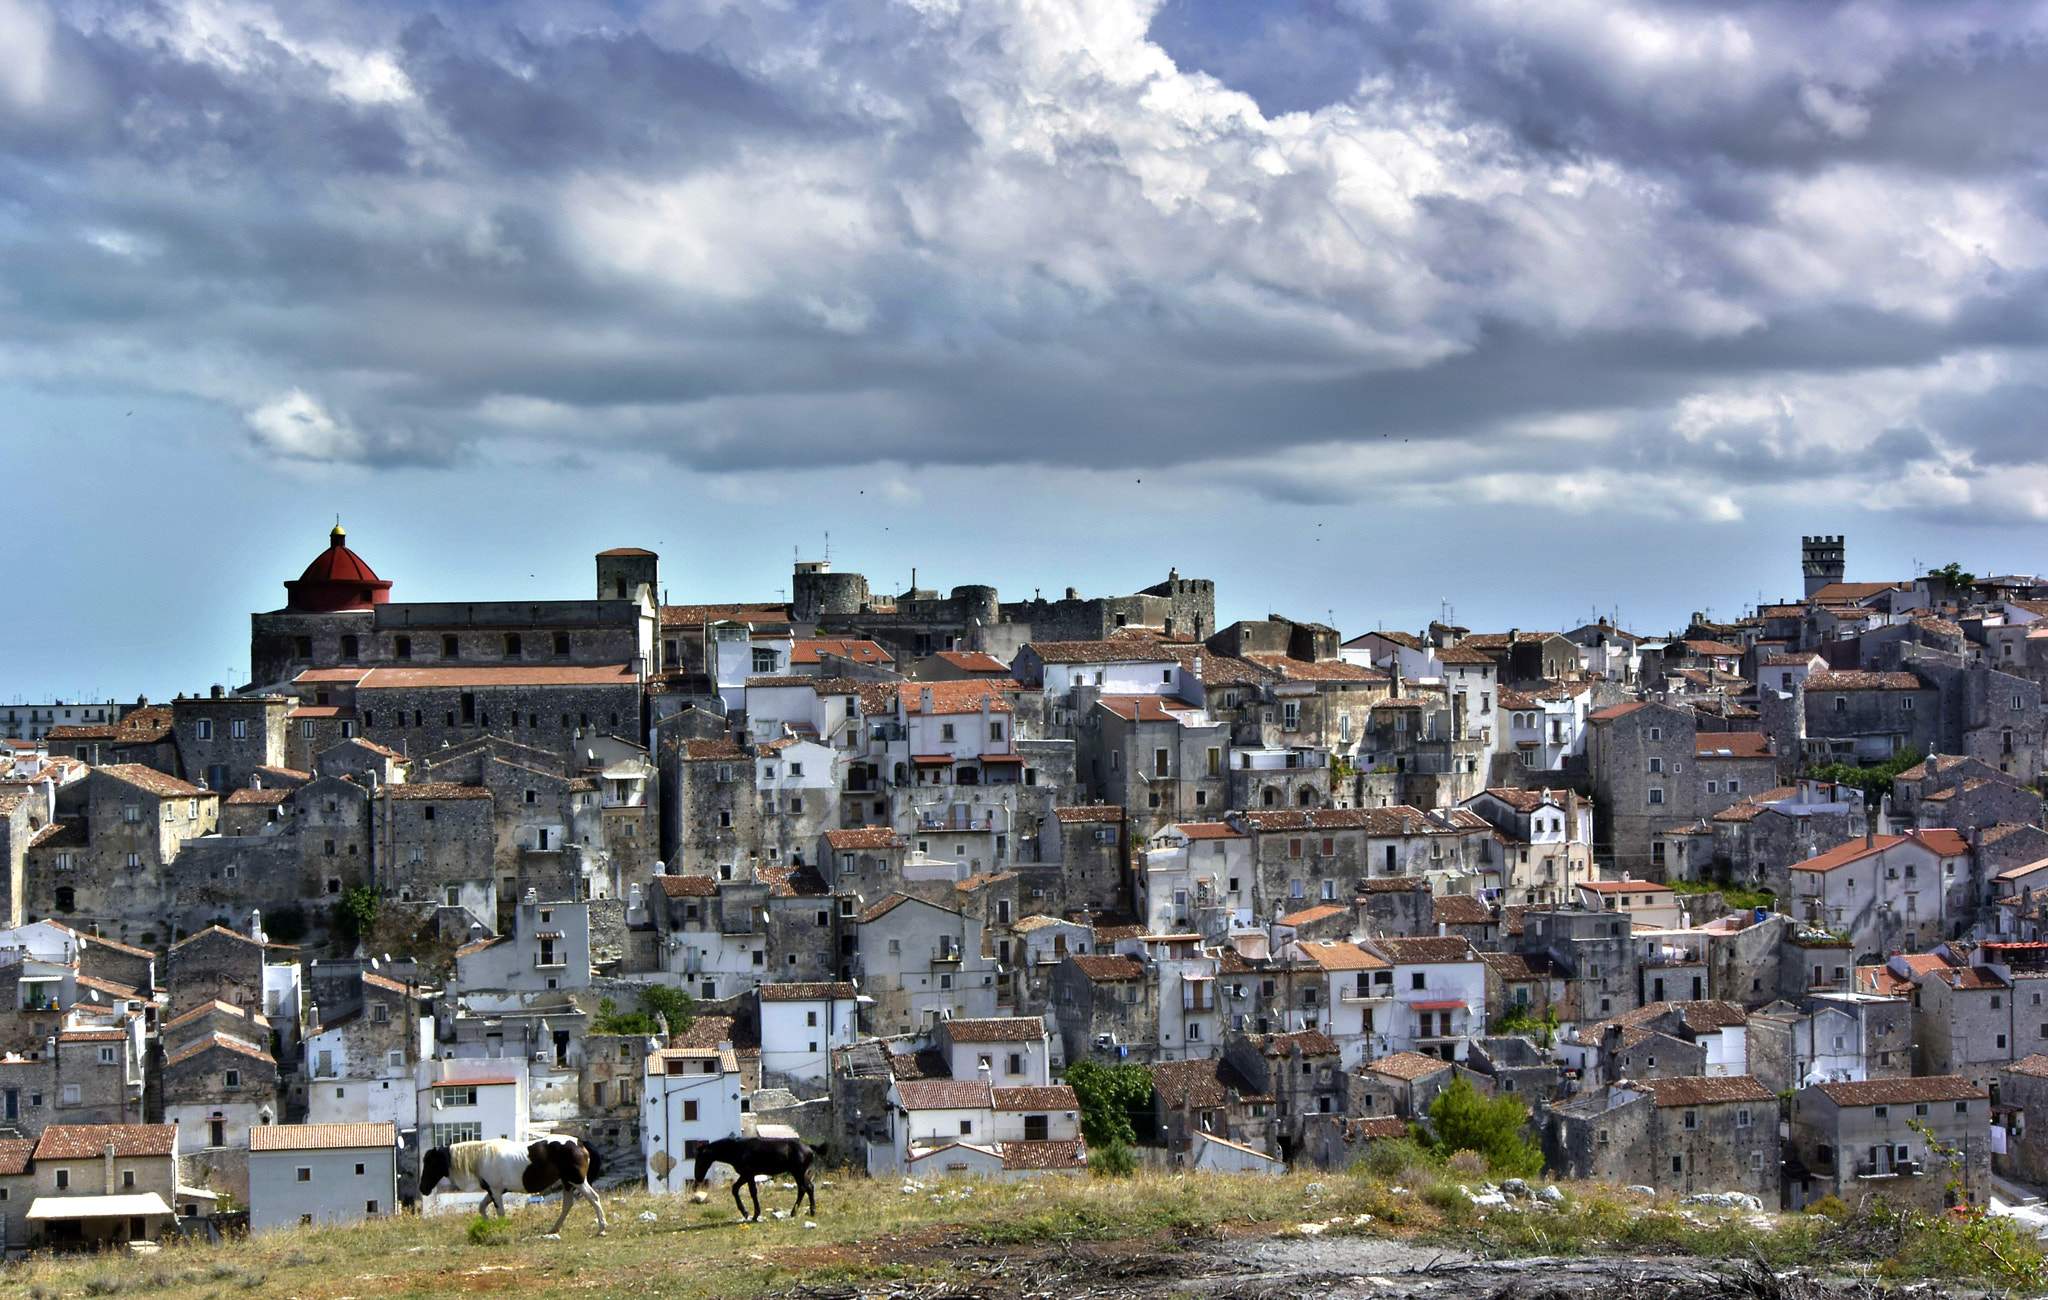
[596,548,659,605]
[1802,535,1844,599]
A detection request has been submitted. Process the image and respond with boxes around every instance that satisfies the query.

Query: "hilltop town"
[2,528,2047,1248]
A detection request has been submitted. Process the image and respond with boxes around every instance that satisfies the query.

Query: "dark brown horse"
[691,1135,817,1221]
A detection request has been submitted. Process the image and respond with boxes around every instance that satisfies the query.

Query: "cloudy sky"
[6,0,2048,699]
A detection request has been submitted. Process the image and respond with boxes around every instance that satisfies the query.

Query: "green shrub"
[467,1215,516,1246]
[1354,1136,1436,1180]
[1064,1061,1155,1147]
[1419,1078,1543,1177]
[1090,1139,1137,1178]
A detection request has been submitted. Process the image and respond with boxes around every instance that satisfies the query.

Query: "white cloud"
[245,390,364,463]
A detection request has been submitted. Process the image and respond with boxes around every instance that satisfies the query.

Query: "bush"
[467,1215,516,1246]
[1420,1078,1543,1178]
[1806,1193,1849,1222]
[334,886,380,948]
[1064,1061,1155,1147]
[1354,1136,1437,1180]
[1089,1139,1137,1178]
[592,985,697,1037]
[1445,1150,1489,1178]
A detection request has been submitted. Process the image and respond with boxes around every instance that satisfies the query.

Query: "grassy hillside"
[3,1164,2041,1299]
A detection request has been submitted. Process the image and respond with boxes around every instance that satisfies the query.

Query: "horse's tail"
[581,1137,606,1183]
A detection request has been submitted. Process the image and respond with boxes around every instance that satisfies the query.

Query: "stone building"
[1787,1076,1989,1211]
[1050,953,1156,1066]
[1545,1075,1779,1200]
[1221,1030,1344,1162]
[375,783,496,911]
[170,691,290,794]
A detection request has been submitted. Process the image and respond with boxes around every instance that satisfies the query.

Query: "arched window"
[1262,787,1279,807]
[1297,787,1314,807]
[504,633,522,657]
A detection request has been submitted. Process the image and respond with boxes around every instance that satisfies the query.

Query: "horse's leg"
[803,1170,817,1218]
[730,1178,747,1219]
[748,1175,764,1222]
[582,1184,608,1235]
[548,1181,573,1235]
[479,1179,501,1218]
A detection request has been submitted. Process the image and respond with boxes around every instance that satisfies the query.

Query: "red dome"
[284,526,392,612]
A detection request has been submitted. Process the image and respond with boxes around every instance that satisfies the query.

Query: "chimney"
[105,1143,118,1195]
[210,685,224,699]
[921,687,935,716]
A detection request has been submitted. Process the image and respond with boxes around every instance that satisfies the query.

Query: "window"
[504,633,522,657]
[98,1046,116,1065]
[1874,1106,1888,1119]
[196,719,213,741]
[56,1169,69,1189]
[554,632,572,656]
[1683,1109,1698,1130]
[753,648,777,673]
[1648,727,1661,740]
[122,1169,134,1189]
[941,723,956,742]
[1411,972,1426,990]
[1648,788,1665,805]
[297,1167,312,1182]
[443,634,460,658]
[1736,1108,1752,1128]
[1648,757,1662,773]
[1834,696,1847,712]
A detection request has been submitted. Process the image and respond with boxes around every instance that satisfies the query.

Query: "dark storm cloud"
[0,0,2044,513]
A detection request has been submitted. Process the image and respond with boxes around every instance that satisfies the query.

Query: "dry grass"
[0,1171,2023,1299]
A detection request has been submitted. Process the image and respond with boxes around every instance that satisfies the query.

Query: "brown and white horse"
[421,1136,608,1235]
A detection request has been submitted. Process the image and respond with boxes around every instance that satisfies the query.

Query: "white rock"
[802,1222,818,1230]
[770,1209,788,1220]
[639,1211,659,1222]
[1297,1222,1327,1236]
[1625,1185,1656,1198]
[1537,1185,1565,1204]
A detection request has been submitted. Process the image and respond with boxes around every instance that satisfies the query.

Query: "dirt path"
[774,1231,1966,1300]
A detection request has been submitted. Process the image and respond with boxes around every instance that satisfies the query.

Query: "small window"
[297,1167,312,1182]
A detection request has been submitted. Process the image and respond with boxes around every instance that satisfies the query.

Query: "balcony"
[1855,1160,1919,1179]
[533,954,567,969]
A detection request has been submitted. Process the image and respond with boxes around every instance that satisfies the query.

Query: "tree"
[1931,562,1976,591]
[1064,1060,1155,1148]
[335,885,381,948]
[591,985,697,1037]
[1807,744,1923,801]
[1420,1077,1542,1177]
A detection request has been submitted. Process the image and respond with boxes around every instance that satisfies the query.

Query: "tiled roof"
[165,1033,274,1068]
[1367,1051,1453,1081]
[1279,905,1347,927]
[1434,645,1497,666]
[897,681,1015,715]
[1588,1000,1748,1035]
[1639,1075,1775,1107]
[385,782,492,801]
[1235,1030,1336,1059]
[660,603,791,628]
[994,1086,1076,1111]
[1027,641,1178,664]
[1908,828,1971,857]
[676,738,750,761]
[759,982,858,1001]
[896,1079,994,1110]
[1370,936,1478,964]
[0,1137,35,1176]
[1682,640,1745,657]
[1243,654,1385,683]
[1054,805,1124,823]
[1791,835,1906,874]
[99,764,206,799]
[1694,733,1773,759]
[164,1000,250,1031]
[1580,880,1675,895]
[1297,942,1387,972]
[943,1017,1046,1043]
[34,1124,178,1159]
[225,788,291,806]
[789,639,891,666]
[1170,822,1245,840]
[1432,894,1493,926]
[170,924,263,952]
[1352,1117,1411,1140]
[1474,787,1567,812]
[1815,1076,1985,1106]
[653,875,718,897]
[825,827,903,851]
[357,665,639,688]
[2006,1055,2048,1080]
[1070,955,1144,982]
[1236,806,1488,836]
[860,893,929,924]
[999,1139,1087,1171]
[887,1047,950,1080]
[1149,1058,1237,1108]
[1097,696,1202,723]
[933,651,1011,673]
[1935,965,2008,991]
[249,1122,396,1151]
[455,935,509,957]
[1855,965,1915,997]
[1805,671,1927,691]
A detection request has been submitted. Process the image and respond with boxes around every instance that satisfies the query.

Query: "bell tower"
[1802,535,1844,599]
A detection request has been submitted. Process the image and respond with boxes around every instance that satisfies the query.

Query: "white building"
[642,1046,745,1193]
[935,1017,1052,1086]
[757,982,864,1083]
[1361,936,1488,1063]
[416,1058,528,1148]
[1141,823,1254,936]
[247,1122,398,1233]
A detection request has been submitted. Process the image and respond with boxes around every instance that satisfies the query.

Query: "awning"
[911,755,956,765]
[27,1193,172,1221]
[1408,1000,1468,1012]
[979,754,1022,764]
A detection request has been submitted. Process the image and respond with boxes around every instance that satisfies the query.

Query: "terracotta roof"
[1588,1000,1749,1035]
[1640,1075,1775,1107]
[384,783,492,801]
[1054,805,1123,823]
[1149,1057,1250,1108]
[1806,671,1927,691]
[1908,828,1971,857]
[653,874,718,897]
[1093,924,1144,944]
[0,1137,35,1176]
[1169,822,1245,840]
[1370,936,1478,964]
[1481,951,1567,981]
[933,651,1010,673]
[759,982,858,1001]
[1367,1051,1453,1081]
[34,1124,178,1159]
[170,924,263,952]
[1694,734,1773,759]
[1246,1029,1339,1058]
[1243,655,1385,683]
[1580,880,1675,895]
[1814,1076,1984,1106]
[455,935,509,957]
[1027,641,1178,665]
[896,1079,994,1110]
[1761,653,1821,667]
[225,788,291,806]
[894,681,1016,716]
[660,603,791,628]
[1096,696,1201,723]
[356,665,638,689]
[789,639,890,666]
[99,764,206,799]
[677,738,750,761]
[249,1122,396,1152]
[1935,965,2008,991]
[361,971,424,998]
[994,1086,1075,1110]
[1070,955,1144,982]
[887,1047,950,1080]
[1351,1117,1411,1140]
[165,1033,274,1068]
[1432,894,1493,926]
[1279,905,1346,927]
[1296,942,1387,972]
[2006,1055,2048,1080]
[825,827,904,851]
[999,1139,1087,1171]
[1791,835,1907,874]
[1435,645,1497,666]
[1463,632,1560,649]
[1474,787,1568,813]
